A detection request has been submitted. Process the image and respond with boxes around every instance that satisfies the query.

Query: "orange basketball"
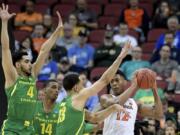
[136,68,156,89]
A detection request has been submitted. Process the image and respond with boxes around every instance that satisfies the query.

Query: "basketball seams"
[139,71,145,88]
[137,69,156,89]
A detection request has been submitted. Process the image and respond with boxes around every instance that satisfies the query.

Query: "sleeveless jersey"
[3,77,37,130]
[33,101,60,135]
[55,96,85,135]
[103,98,138,135]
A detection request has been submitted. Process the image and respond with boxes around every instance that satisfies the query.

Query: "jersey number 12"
[116,112,130,121]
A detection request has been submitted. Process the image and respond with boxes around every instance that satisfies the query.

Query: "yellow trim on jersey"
[1,120,7,135]
[75,110,85,135]
[10,83,18,97]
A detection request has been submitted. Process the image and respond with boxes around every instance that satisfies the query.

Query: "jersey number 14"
[40,123,52,135]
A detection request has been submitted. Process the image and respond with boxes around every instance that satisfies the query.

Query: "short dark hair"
[116,70,127,80]
[44,79,58,88]
[12,51,28,66]
[63,72,80,91]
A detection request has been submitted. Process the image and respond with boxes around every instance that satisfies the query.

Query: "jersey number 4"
[116,112,130,121]
[27,86,34,98]
[40,123,52,135]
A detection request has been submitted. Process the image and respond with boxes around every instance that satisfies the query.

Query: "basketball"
[136,68,156,89]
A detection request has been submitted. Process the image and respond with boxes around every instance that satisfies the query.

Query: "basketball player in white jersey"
[100,70,163,135]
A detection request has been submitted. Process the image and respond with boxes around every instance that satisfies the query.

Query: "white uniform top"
[103,98,138,135]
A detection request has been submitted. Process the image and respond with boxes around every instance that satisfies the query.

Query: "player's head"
[63,72,83,93]
[44,80,59,101]
[12,51,32,76]
[110,70,127,96]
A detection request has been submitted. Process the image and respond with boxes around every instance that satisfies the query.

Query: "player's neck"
[17,70,30,78]
[43,99,55,113]
[67,90,78,97]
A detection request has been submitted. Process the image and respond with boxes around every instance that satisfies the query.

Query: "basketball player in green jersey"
[0,4,63,135]
[55,41,131,135]
[34,80,59,135]
[34,80,126,135]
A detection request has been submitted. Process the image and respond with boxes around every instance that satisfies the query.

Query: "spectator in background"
[177,110,180,133]
[15,0,43,31]
[38,89,45,101]
[19,36,38,63]
[58,57,71,75]
[31,24,47,53]
[120,46,150,80]
[43,14,54,38]
[68,29,94,72]
[142,118,158,135]
[71,0,98,30]
[67,14,85,37]
[113,23,138,47]
[119,0,149,36]
[153,1,173,28]
[151,45,178,81]
[155,16,180,50]
[56,23,79,50]
[167,66,180,93]
[164,118,177,135]
[94,27,121,67]
[38,54,59,82]
[56,72,67,103]
[134,87,164,105]
[79,72,99,111]
[151,32,180,64]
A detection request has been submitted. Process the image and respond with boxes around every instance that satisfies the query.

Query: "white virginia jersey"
[103,98,138,135]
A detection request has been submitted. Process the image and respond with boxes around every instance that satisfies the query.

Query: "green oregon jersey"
[56,96,85,135]
[5,76,37,121]
[34,101,60,135]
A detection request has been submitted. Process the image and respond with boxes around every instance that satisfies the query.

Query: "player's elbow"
[88,113,100,123]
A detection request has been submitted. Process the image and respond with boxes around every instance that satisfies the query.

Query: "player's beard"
[51,98,56,103]
[21,66,31,77]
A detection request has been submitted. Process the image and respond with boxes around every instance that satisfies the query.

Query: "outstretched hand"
[0,4,16,21]
[56,11,63,30]
[120,40,132,58]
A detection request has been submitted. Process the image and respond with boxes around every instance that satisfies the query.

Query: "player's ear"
[15,62,20,68]
[74,85,79,93]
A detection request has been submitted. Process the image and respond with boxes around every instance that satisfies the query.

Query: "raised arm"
[32,11,63,77]
[0,4,18,88]
[85,104,126,123]
[138,81,163,120]
[79,42,131,100]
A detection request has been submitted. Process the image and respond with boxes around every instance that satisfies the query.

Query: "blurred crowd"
[1,0,180,134]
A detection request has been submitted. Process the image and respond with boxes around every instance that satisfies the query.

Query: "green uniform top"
[5,76,37,122]
[34,101,60,135]
[83,123,94,134]
[56,96,85,135]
